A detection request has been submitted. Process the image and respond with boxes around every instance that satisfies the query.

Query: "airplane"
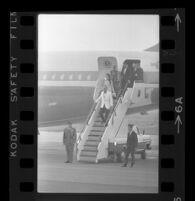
[38,43,159,128]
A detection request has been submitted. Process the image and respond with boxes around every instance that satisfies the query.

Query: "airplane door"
[121,59,141,89]
[97,57,118,72]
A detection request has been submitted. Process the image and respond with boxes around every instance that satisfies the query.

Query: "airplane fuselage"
[38,51,159,126]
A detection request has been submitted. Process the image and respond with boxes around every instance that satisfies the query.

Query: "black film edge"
[9,9,185,201]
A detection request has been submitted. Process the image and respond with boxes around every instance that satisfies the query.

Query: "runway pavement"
[38,158,158,193]
[38,133,158,193]
[38,110,159,193]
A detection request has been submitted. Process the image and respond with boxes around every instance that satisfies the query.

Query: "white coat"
[95,90,113,109]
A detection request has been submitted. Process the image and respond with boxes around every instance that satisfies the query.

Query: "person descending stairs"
[78,64,134,162]
[79,95,118,161]
[78,87,122,162]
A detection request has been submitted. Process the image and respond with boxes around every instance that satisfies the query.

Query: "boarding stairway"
[76,81,133,163]
[77,100,117,163]
[77,81,157,163]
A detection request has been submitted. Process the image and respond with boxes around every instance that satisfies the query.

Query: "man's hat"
[67,121,72,125]
[128,123,133,127]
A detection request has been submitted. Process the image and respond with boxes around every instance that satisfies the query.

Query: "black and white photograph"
[38,14,159,193]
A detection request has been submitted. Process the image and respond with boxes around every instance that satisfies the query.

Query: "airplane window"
[51,74,56,80]
[78,74,82,80]
[60,74,65,80]
[87,75,91,80]
[69,74,73,80]
[43,74,47,80]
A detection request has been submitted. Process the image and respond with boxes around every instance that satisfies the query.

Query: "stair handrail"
[113,80,158,139]
[113,81,135,138]
[114,113,127,138]
[80,101,98,134]
[104,80,131,127]
[77,101,100,152]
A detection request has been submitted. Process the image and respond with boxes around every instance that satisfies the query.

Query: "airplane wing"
[38,115,87,128]
[144,43,159,52]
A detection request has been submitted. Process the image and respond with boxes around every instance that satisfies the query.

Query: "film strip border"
[9,10,185,201]
[10,12,37,201]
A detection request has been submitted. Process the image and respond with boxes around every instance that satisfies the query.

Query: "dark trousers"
[65,144,74,163]
[99,106,110,122]
[124,147,135,165]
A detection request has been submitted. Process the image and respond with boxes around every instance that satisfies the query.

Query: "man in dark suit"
[133,62,144,81]
[121,62,134,94]
[63,121,77,163]
[111,65,121,97]
[121,124,138,167]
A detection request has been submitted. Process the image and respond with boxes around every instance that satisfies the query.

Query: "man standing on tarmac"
[63,121,77,163]
[121,124,138,167]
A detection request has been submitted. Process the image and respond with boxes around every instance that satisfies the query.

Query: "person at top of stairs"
[94,85,113,124]
[111,65,121,98]
[132,61,144,82]
[121,61,134,90]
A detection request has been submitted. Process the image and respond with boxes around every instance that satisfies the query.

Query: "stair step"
[89,131,104,136]
[80,153,97,158]
[87,136,101,141]
[84,145,97,151]
[90,129,104,132]
[94,121,103,125]
[94,117,103,121]
[88,135,102,138]
[95,117,103,121]
[92,123,105,127]
[92,124,105,128]
[83,145,98,151]
[85,140,100,146]
[91,126,105,131]
[81,150,98,156]
[78,156,97,163]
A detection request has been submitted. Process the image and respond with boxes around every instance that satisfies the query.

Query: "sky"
[38,14,159,52]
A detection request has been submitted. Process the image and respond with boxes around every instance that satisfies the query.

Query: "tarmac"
[38,133,158,193]
[38,110,159,193]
